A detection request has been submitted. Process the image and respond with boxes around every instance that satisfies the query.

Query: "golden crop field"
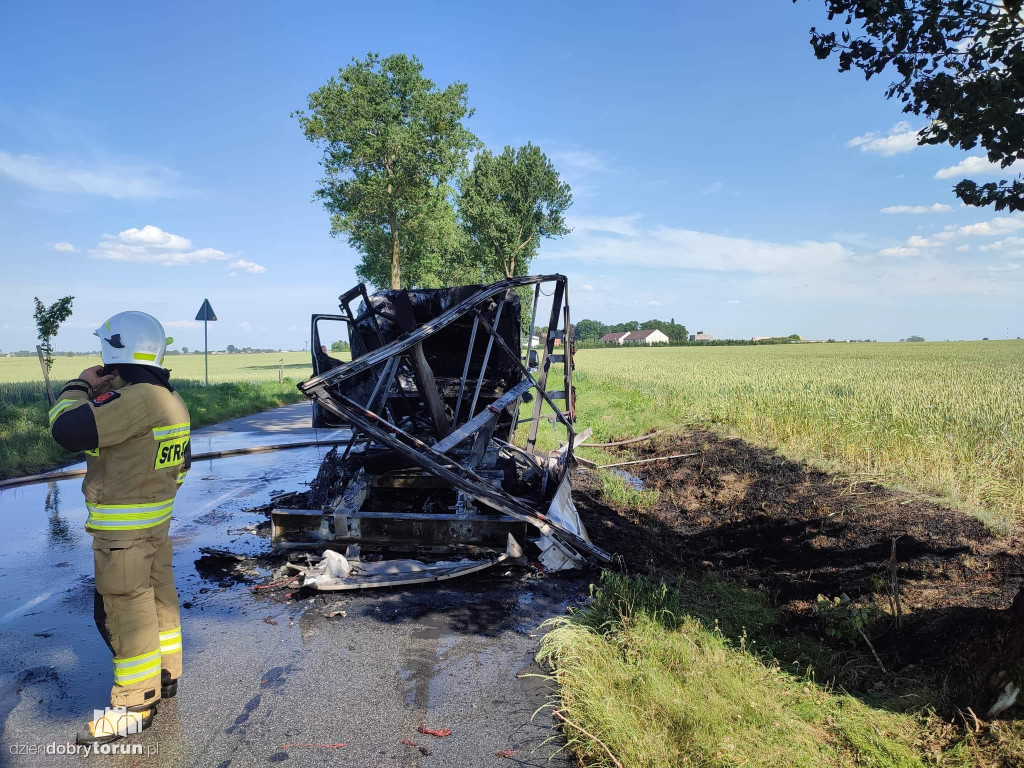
[571,341,1024,522]
[0,350,315,385]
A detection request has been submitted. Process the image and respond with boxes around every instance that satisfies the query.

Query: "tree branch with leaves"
[801,0,1024,211]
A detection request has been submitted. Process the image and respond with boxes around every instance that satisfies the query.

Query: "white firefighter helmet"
[94,311,170,368]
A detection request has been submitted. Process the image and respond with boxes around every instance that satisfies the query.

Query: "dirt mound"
[573,430,1024,705]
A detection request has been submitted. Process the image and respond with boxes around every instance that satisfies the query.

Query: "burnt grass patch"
[573,429,1024,711]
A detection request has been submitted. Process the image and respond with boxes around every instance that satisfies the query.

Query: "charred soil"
[574,430,1024,709]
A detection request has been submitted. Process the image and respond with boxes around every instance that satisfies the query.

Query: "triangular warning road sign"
[195,299,217,322]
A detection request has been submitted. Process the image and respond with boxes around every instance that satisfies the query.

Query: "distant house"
[600,332,630,345]
[689,331,713,341]
[624,329,670,345]
[528,335,541,347]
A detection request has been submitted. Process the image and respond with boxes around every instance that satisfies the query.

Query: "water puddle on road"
[0,446,584,767]
[0,448,323,765]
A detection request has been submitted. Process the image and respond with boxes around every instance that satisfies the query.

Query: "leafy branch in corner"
[800,0,1024,211]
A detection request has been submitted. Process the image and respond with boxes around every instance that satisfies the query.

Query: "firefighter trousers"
[91,521,181,708]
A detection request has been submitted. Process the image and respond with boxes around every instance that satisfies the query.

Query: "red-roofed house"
[599,332,630,345]
[624,329,670,345]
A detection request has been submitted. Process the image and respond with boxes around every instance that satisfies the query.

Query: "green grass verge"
[537,572,1001,768]
[598,470,660,512]
[0,378,305,479]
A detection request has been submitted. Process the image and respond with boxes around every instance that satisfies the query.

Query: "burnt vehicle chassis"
[270,275,609,578]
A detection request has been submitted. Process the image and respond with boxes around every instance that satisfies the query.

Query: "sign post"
[195,299,217,386]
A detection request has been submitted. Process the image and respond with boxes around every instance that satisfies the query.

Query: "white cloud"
[934,155,1024,179]
[906,235,946,248]
[878,246,920,257]
[552,216,848,274]
[0,151,179,199]
[580,284,595,291]
[228,258,266,274]
[874,214,1024,263]
[52,241,77,252]
[164,320,201,329]
[549,149,606,172]
[880,203,952,214]
[957,217,1024,237]
[986,263,1021,272]
[237,322,253,331]
[89,225,230,266]
[648,299,662,306]
[700,181,725,196]
[724,299,742,305]
[847,122,920,156]
[567,214,642,237]
[980,237,1024,253]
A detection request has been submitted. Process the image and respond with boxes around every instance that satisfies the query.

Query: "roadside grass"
[538,572,1000,768]
[597,470,660,512]
[0,378,305,479]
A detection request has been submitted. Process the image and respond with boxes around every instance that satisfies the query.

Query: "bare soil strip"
[573,430,1024,706]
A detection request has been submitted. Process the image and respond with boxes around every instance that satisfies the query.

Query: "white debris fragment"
[287,535,524,591]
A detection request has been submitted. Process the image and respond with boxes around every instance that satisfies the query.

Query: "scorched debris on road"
[270,275,610,589]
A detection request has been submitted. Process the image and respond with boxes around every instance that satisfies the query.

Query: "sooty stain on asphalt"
[225,693,261,734]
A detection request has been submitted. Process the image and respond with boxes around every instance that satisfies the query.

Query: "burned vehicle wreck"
[270,275,610,590]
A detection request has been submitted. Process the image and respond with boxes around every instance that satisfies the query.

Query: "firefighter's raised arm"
[50,365,149,452]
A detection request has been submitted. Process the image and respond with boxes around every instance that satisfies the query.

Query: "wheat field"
[0,350,315,385]
[572,341,1024,521]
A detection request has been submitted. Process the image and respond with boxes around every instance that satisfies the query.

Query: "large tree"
[801,0,1024,211]
[458,143,572,279]
[295,53,477,288]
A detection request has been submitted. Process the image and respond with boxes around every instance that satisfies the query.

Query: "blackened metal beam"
[527,279,566,452]
[472,311,573,433]
[300,275,565,393]
[452,313,480,426]
[308,388,610,562]
[466,297,505,420]
[432,378,533,455]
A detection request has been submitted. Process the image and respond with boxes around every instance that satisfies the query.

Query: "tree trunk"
[36,344,55,406]
[388,208,401,289]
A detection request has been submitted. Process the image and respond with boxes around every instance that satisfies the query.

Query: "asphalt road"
[0,411,583,767]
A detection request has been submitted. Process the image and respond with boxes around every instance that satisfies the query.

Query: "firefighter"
[49,311,189,745]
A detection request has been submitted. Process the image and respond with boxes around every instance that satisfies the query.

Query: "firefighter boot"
[76,703,155,746]
[161,669,178,699]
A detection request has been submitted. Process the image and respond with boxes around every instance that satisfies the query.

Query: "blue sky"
[1,1,1021,352]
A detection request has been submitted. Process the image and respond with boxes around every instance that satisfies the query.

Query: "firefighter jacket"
[49,375,191,539]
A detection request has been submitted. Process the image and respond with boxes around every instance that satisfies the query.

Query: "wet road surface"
[0,436,583,767]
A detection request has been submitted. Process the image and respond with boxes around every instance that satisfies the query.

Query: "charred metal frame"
[276,274,609,565]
